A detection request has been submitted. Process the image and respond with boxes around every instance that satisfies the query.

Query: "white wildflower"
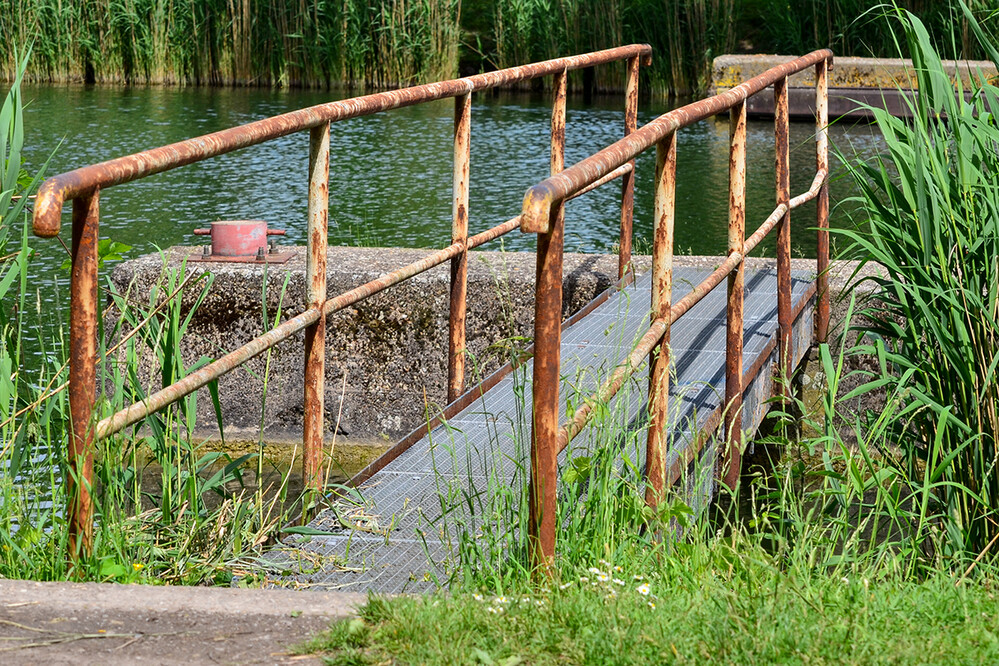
[636,583,651,596]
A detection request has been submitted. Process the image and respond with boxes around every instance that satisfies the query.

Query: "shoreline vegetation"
[0,1,995,96]
[2,2,999,662]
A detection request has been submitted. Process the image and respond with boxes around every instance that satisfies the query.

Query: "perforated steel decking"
[270,264,815,593]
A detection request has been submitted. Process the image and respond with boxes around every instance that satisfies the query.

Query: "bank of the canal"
[0,578,365,664]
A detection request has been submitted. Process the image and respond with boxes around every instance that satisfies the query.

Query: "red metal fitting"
[191,220,294,263]
[193,220,286,257]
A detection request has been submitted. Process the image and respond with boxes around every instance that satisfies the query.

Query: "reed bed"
[0,0,463,88]
[2,1,995,96]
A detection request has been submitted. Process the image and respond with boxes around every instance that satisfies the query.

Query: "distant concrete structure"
[711,54,997,118]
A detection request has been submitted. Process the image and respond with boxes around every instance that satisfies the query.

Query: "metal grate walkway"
[270,263,815,593]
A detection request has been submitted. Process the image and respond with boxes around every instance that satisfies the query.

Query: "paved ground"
[0,579,364,665]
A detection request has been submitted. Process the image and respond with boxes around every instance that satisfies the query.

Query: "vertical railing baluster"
[68,191,100,560]
[815,58,830,343]
[303,122,330,506]
[529,68,567,574]
[618,55,640,281]
[448,92,472,403]
[774,76,792,401]
[645,131,676,510]
[723,102,747,490]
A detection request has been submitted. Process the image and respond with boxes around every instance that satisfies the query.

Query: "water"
[14,83,883,362]
[4,83,884,520]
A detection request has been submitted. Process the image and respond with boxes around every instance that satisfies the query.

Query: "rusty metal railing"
[31,45,652,559]
[519,50,833,571]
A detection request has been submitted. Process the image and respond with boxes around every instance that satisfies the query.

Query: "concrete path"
[0,579,363,665]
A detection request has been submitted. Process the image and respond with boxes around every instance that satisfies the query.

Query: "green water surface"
[15,83,880,359]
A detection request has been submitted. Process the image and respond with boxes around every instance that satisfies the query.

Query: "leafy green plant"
[835,5,999,561]
[0,53,305,583]
[60,238,132,271]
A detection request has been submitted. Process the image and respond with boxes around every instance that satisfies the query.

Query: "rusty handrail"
[36,46,650,560]
[556,168,827,450]
[520,49,833,572]
[519,49,833,234]
[94,164,639,440]
[32,45,651,239]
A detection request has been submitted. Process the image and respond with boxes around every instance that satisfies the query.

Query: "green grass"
[301,552,999,665]
[835,4,999,559]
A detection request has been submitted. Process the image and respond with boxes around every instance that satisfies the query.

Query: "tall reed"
[490,0,736,96]
[745,0,995,64]
[0,0,463,88]
[837,4,999,560]
[5,0,995,96]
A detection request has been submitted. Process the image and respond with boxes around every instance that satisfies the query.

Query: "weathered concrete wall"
[109,248,877,453]
[109,246,645,443]
[711,54,997,118]
[712,54,997,92]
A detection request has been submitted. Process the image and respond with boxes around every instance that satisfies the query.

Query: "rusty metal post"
[815,59,830,343]
[774,77,793,401]
[618,56,640,280]
[448,93,471,403]
[723,102,747,490]
[303,122,330,499]
[529,69,567,574]
[645,131,676,510]
[68,191,100,560]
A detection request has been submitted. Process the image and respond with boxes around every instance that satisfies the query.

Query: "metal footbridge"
[31,44,833,580]
[275,261,816,592]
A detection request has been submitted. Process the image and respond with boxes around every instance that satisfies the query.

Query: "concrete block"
[711,54,997,118]
[109,246,642,444]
